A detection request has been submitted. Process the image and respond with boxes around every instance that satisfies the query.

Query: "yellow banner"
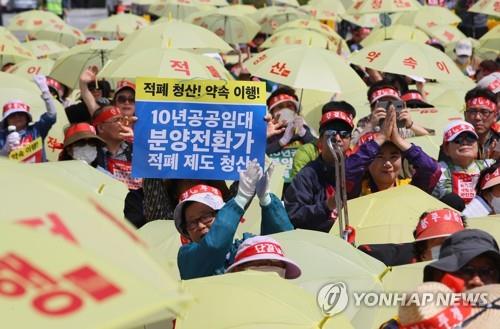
[136,77,267,104]
[9,137,43,162]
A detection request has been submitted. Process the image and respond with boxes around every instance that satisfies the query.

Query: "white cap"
[455,39,473,57]
[477,72,500,94]
[443,120,478,142]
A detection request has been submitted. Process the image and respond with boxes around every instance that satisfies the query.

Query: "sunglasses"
[115,95,135,104]
[450,134,477,145]
[72,139,98,147]
[455,266,499,280]
[465,108,496,118]
[325,129,352,139]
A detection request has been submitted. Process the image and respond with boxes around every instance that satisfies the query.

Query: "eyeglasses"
[115,95,135,104]
[450,134,477,145]
[455,266,499,281]
[325,130,352,139]
[185,211,216,231]
[465,108,496,118]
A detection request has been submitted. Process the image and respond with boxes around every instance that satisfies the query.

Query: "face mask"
[277,108,297,124]
[430,245,441,260]
[245,265,287,278]
[72,144,97,164]
[456,56,469,65]
[490,196,500,214]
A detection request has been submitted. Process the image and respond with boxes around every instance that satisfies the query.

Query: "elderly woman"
[58,122,105,167]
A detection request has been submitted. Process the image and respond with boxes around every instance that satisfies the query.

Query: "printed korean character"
[270,62,291,77]
[16,213,77,244]
[155,83,169,97]
[235,155,251,172]
[402,57,418,69]
[237,112,253,129]
[205,110,220,128]
[212,130,233,153]
[187,109,203,127]
[217,85,230,99]
[172,83,185,97]
[148,153,163,170]
[172,109,187,127]
[185,84,201,98]
[206,65,222,79]
[245,86,259,100]
[170,60,191,76]
[366,51,381,63]
[184,154,199,170]
[222,111,236,129]
[233,131,255,154]
[205,85,218,98]
[191,129,210,152]
[436,61,450,74]
[163,153,179,170]
[199,155,215,170]
[148,129,168,151]
[220,155,235,172]
[234,86,245,100]
[371,0,382,9]
[169,129,191,152]
[143,82,156,96]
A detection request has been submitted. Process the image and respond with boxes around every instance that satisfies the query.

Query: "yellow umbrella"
[425,79,475,108]
[308,0,347,14]
[420,24,467,45]
[28,21,86,48]
[22,40,68,59]
[332,185,449,244]
[177,271,354,329]
[0,39,35,66]
[84,13,149,40]
[466,216,500,241]
[360,25,429,47]
[349,39,466,82]
[478,25,500,53]
[407,106,462,138]
[347,0,421,15]
[8,58,55,79]
[300,5,339,20]
[246,45,366,93]
[49,40,120,90]
[261,29,348,52]
[111,20,232,59]
[217,4,257,15]
[7,10,64,32]
[188,10,261,44]
[192,0,228,5]
[469,0,500,17]
[406,131,446,158]
[148,1,214,19]
[393,5,461,30]
[274,0,301,6]
[251,6,309,34]
[99,48,232,81]
[340,13,381,27]
[275,19,341,38]
[0,222,187,329]
[0,26,22,45]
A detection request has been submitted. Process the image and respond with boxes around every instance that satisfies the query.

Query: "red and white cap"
[115,80,136,94]
[415,208,464,241]
[173,184,225,237]
[2,100,32,122]
[480,167,500,190]
[320,110,354,128]
[268,94,299,113]
[369,87,400,104]
[477,72,500,94]
[225,236,301,279]
[443,120,478,142]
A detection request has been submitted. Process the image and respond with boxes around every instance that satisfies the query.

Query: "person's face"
[231,259,286,273]
[271,101,297,120]
[464,107,497,134]
[114,89,135,117]
[6,112,29,131]
[67,138,99,158]
[88,84,103,100]
[453,255,499,290]
[97,115,124,142]
[368,143,402,189]
[184,202,216,243]
[420,237,448,262]
[318,129,352,164]
[443,133,478,167]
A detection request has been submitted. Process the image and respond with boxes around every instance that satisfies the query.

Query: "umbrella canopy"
[28,21,85,48]
[49,40,119,90]
[274,0,301,6]
[176,271,354,329]
[148,1,214,19]
[468,0,500,17]
[246,45,365,93]
[332,185,449,244]
[7,10,64,32]
[0,39,35,67]
[99,48,232,81]
[8,58,55,79]
[275,19,341,37]
[340,13,381,27]
[347,0,421,15]
[22,40,68,59]
[478,25,500,54]
[217,4,257,15]
[349,39,466,82]
[261,29,348,52]
[188,10,261,44]
[111,20,232,58]
[0,26,22,45]
[307,0,347,14]
[84,13,149,40]
[467,216,500,241]
[393,5,461,30]
[251,6,309,34]
[422,24,467,45]
[271,229,392,329]
[300,5,339,20]
[0,222,186,329]
[360,25,429,47]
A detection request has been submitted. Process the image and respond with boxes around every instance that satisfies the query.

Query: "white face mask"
[490,196,500,214]
[277,108,297,124]
[456,56,469,65]
[72,144,97,164]
[430,245,441,260]
[244,265,287,278]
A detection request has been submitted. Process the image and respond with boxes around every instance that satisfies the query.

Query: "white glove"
[279,122,295,146]
[294,116,307,137]
[5,131,20,152]
[33,75,50,94]
[234,159,263,209]
[256,163,274,206]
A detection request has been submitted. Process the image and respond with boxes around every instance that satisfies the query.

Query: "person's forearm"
[79,81,99,117]
[410,123,430,136]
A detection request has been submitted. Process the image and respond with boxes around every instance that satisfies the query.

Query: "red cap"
[369,87,400,104]
[115,80,136,94]
[2,100,32,122]
[320,110,354,127]
[268,94,299,112]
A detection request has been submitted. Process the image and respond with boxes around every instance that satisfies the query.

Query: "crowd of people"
[2,0,500,327]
